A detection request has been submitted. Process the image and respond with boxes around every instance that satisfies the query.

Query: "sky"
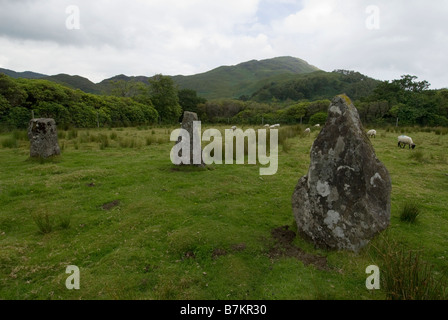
[0,0,447,88]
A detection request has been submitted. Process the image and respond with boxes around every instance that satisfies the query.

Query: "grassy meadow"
[0,124,447,300]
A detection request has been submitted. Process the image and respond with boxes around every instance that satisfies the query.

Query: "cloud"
[0,0,447,88]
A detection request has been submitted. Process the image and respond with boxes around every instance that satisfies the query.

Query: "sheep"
[398,135,416,149]
[264,124,270,128]
[231,126,237,130]
[304,128,311,135]
[314,124,320,127]
[367,129,377,138]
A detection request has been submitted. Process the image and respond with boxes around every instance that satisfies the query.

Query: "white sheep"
[314,124,320,127]
[304,128,311,135]
[231,126,237,130]
[398,135,416,149]
[367,129,377,138]
[264,124,270,128]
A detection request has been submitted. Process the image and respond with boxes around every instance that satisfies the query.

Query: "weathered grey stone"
[176,111,205,167]
[292,94,391,252]
[28,118,61,158]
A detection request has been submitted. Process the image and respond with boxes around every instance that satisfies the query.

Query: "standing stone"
[176,111,205,167]
[28,118,61,158]
[292,94,391,252]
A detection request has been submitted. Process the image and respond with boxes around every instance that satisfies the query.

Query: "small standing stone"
[176,111,205,167]
[28,118,61,158]
[292,95,391,252]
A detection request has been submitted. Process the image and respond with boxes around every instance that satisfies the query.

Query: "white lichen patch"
[370,173,383,187]
[324,210,340,229]
[333,226,345,239]
[316,180,331,197]
[330,105,342,115]
[338,166,355,172]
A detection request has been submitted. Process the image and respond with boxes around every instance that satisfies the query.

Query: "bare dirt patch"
[269,226,328,271]
[102,200,120,210]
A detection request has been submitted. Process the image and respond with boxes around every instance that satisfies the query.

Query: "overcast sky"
[0,0,447,88]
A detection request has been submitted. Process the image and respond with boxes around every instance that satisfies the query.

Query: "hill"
[1,57,379,102]
[43,74,101,94]
[171,56,320,100]
[249,69,381,102]
[0,68,47,80]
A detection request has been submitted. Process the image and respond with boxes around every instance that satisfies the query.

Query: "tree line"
[1,71,447,130]
[0,74,181,129]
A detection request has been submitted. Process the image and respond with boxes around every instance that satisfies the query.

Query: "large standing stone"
[176,111,205,167]
[28,118,61,158]
[292,95,391,252]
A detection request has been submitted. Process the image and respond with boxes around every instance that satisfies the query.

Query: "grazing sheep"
[314,124,320,127]
[398,135,416,149]
[367,130,377,138]
[264,124,270,128]
[304,128,311,135]
[231,126,237,130]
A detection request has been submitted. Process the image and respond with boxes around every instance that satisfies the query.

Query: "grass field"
[0,125,447,300]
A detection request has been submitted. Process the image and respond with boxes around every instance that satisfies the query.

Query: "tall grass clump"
[12,130,28,141]
[98,134,110,150]
[409,150,427,163]
[1,137,18,148]
[399,202,421,223]
[110,131,118,141]
[67,129,78,140]
[57,214,71,230]
[371,236,448,300]
[32,212,54,234]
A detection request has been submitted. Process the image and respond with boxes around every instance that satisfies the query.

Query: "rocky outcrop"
[292,95,391,252]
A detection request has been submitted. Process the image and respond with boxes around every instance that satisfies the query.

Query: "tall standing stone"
[28,118,61,158]
[292,95,391,252]
[176,111,205,167]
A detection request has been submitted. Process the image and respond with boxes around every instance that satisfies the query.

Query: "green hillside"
[249,70,381,102]
[171,56,320,100]
[43,74,101,94]
[0,68,47,80]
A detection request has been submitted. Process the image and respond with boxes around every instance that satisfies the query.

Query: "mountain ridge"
[0,56,321,99]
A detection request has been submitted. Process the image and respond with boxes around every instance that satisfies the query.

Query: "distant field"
[0,125,447,300]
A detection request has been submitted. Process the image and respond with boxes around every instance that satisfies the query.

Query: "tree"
[36,102,71,127]
[0,94,11,119]
[394,75,430,93]
[7,107,31,128]
[178,89,206,116]
[0,74,27,107]
[148,74,182,123]
[286,102,308,123]
[309,112,328,126]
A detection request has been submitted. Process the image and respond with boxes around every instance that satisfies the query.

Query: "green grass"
[0,127,447,300]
